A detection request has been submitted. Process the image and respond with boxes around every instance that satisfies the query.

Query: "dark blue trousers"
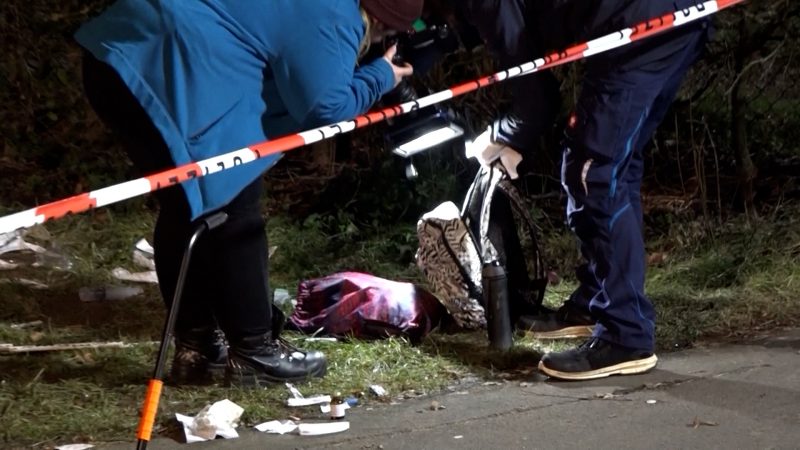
[561,29,707,351]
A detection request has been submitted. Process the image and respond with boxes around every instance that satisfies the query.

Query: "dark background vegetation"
[1,0,798,224]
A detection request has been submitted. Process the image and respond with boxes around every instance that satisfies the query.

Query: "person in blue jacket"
[77,0,423,386]
[457,0,712,380]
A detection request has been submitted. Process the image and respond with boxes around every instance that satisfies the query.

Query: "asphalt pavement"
[100,329,800,450]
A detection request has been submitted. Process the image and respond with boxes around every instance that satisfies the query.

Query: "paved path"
[102,329,800,450]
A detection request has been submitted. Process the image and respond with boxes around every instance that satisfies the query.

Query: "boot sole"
[538,354,658,381]
[167,362,227,386]
[520,325,595,340]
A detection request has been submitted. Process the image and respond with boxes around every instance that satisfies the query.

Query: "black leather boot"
[270,303,286,339]
[169,327,228,385]
[226,334,327,387]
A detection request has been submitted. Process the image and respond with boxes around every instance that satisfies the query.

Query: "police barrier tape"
[0,0,745,234]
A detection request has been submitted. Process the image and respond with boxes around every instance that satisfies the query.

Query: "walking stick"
[135,212,229,450]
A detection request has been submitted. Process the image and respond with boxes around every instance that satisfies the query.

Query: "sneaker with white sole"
[538,337,657,381]
[516,303,595,339]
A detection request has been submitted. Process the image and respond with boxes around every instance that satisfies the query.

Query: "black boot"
[270,303,286,340]
[169,327,228,385]
[226,334,327,387]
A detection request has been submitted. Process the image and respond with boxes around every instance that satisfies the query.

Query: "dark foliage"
[0,0,797,224]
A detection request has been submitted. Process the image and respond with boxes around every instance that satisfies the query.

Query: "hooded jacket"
[76,0,395,218]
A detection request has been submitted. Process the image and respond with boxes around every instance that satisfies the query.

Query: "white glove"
[465,128,523,180]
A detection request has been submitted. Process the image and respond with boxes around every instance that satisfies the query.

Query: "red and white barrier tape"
[0,0,744,234]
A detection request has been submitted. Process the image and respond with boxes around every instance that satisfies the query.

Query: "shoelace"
[277,337,308,358]
[578,337,601,351]
[174,347,205,364]
[212,329,227,347]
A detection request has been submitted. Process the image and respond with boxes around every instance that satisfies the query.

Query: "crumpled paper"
[176,399,244,443]
[108,238,158,284]
[254,420,298,434]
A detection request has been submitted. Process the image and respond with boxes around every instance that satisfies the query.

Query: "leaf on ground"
[688,416,719,428]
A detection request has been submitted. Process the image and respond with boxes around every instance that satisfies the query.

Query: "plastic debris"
[304,337,338,343]
[111,267,158,284]
[33,249,73,271]
[79,285,143,302]
[297,421,350,436]
[0,232,14,252]
[9,320,43,329]
[595,393,618,400]
[287,395,332,407]
[133,238,155,270]
[1,278,48,289]
[134,238,154,257]
[176,399,244,442]
[646,399,658,405]
[54,444,94,450]
[254,420,298,434]
[286,382,304,399]
[133,251,155,271]
[273,288,291,306]
[0,229,73,270]
[0,231,46,256]
[369,384,387,397]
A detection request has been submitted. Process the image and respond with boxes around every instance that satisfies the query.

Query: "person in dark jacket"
[76,0,422,386]
[457,0,712,380]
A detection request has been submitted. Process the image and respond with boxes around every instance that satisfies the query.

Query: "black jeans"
[81,52,272,342]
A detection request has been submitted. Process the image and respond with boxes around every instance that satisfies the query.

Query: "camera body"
[389,21,458,73]
[362,16,472,179]
[379,19,459,107]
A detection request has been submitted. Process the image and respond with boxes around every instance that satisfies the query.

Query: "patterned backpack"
[415,163,548,329]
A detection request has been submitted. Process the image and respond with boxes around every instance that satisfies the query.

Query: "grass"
[1,201,799,447]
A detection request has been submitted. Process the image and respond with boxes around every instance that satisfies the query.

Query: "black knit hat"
[361,0,424,31]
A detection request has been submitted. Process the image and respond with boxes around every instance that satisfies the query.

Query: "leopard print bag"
[416,200,486,329]
[416,163,547,329]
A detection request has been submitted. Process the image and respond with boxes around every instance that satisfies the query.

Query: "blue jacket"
[76,0,395,218]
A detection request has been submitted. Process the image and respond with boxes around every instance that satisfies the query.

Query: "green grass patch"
[1,201,799,446]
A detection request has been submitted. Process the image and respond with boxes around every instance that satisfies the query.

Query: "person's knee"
[563,147,615,201]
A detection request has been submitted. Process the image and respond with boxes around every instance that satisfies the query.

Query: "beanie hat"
[361,0,423,31]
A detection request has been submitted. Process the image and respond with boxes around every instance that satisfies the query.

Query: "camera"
[378,20,468,179]
[389,21,458,73]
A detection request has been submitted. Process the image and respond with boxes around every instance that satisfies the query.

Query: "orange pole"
[136,379,163,444]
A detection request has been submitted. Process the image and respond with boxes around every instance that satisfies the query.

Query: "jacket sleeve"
[460,0,560,154]
[270,19,395,129]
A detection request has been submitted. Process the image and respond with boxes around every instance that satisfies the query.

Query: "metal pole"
[134,212,228,449]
